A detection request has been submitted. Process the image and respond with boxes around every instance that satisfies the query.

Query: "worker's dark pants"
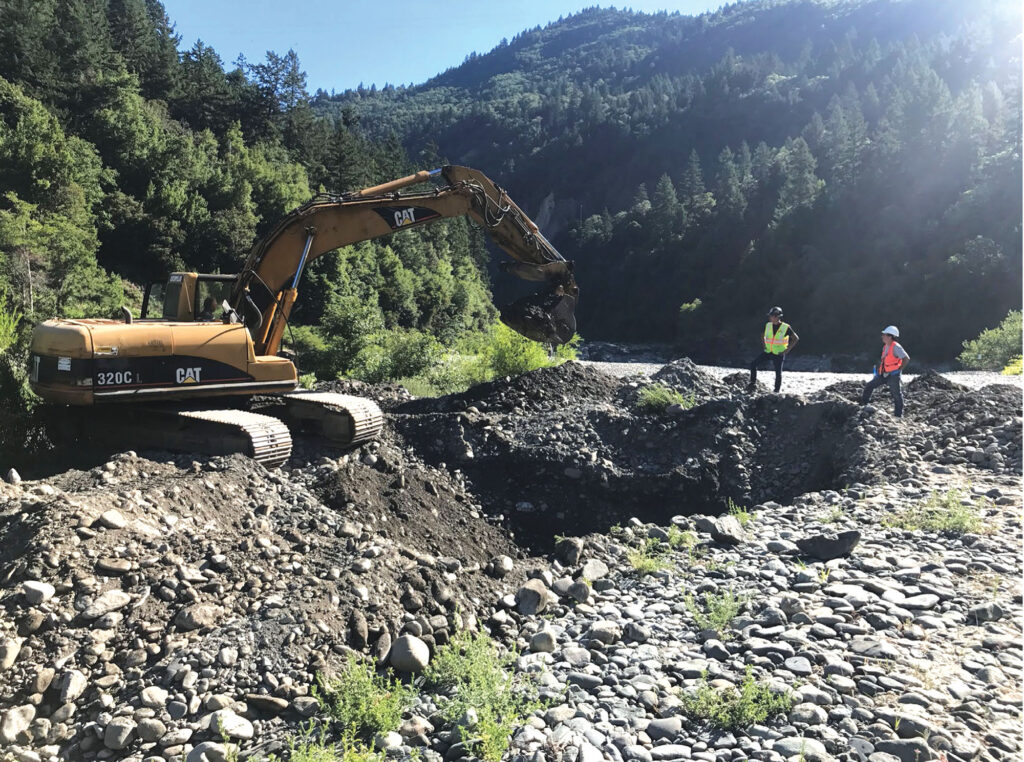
[749,352,785,392]
[861,370,904,417]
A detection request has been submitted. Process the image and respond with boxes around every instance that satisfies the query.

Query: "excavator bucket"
[500,288,577,345]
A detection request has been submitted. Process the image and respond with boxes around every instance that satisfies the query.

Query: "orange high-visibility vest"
[763,322,790,354]
[880,342,903,373]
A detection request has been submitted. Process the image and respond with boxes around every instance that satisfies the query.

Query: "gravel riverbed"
[582,361,1024,394]
[0,360,1020,762]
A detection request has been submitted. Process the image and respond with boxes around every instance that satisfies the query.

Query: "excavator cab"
[141,273,237,322]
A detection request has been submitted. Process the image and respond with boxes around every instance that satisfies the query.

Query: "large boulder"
[389,634,430,673]
[796,530,861,560]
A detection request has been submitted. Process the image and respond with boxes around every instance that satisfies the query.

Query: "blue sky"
[160,0,723,94]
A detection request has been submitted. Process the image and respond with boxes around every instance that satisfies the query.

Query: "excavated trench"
[391,386,880,553]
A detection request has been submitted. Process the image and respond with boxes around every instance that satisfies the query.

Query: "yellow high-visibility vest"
[763,322,790,354]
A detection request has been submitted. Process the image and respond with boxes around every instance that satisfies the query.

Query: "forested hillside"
[0,0,496,387]
[321,0,1023,361]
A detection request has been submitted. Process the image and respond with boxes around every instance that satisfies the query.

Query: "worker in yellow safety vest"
[748,307,800,393]
[860,325,909,417]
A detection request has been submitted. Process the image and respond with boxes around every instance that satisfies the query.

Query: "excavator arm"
[231,166,578,356]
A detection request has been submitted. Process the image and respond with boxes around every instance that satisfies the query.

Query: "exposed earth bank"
[0,361,1020,762]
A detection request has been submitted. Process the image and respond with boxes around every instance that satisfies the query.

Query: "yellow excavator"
[28,165,578,466]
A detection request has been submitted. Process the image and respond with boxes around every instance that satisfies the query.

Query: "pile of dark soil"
[397,361,620,415]
[815,379,865,403]
[650,358,729,398]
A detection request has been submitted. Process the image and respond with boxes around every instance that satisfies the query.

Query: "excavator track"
[276,392,384,447]
[47,406,293,468]
[171,409,292,467]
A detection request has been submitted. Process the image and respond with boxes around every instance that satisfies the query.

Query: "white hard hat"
[882,325,899,337]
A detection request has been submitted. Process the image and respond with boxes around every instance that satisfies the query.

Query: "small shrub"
[285,725,346,762]
[0,283,22,354]
[628,538,672,575]
[684,589,744,636]
[726,498,752,528]
[636,384,696,414]
[958,310,1022,370]
[667,525,697,550]
[425,629,541,762]
[553,332,582,361]
[316,655,415,741]
[476,321,553,378]
[1002,356,1022,375]
[682,666,794,730]
[677,298,703,335]
[882,490,988,535]
[298,372,317,390]
[348,329,443,384]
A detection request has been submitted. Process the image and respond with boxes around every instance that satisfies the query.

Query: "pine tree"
[774,137,823,222]
[651,173,684,241]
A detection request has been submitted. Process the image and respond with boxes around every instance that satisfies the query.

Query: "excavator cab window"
[194,277,235,322]
[139,278,183,320]
[140,282,166,319]
[162,278,184,319]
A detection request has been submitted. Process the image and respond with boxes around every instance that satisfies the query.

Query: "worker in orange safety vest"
[860,325,909,417]
[748,306,800,393]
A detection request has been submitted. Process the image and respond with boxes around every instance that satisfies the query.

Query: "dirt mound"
[650,358,729,398]
[722,370,752,388]
[313,442,525,569]
[815,379,864,403]
[396,361,621,415]
[0,447,538,759]
[905,369,967,393]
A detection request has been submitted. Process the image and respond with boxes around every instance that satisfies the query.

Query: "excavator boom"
[233,165,578,353]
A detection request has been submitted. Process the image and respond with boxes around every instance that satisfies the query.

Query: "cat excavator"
[28,165,578,466]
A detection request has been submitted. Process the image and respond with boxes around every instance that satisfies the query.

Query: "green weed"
[627,537,672,575]
[277,724,349,762]
[820,506,845,524]
[424,629,541,762]
[882,490,988,535]
[726,498,753,528]
[298,372,317,390]
[684,589,744,637]
[682,666,795,730]
[316,654,415,741]
[667,525,698,550]
[636,384,696,414]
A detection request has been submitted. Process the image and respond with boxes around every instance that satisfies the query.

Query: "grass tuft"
[726,497,753,528]
[684,589,744,637]
[636,384,696,414]
[627,537,672,575]
[882,489,988,535]
[667,525,698,550]
[682,666,795,730]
